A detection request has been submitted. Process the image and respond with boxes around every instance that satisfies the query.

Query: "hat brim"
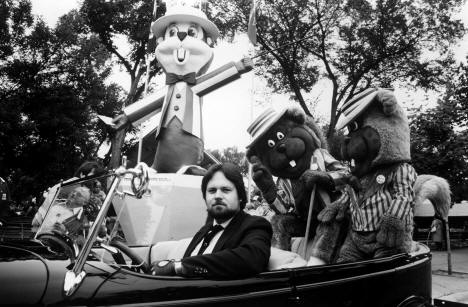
[246,108,288,149]
[151,14,220,40]
[335,89,378,130]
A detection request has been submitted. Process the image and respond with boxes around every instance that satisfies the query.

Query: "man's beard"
[207,201,238,222]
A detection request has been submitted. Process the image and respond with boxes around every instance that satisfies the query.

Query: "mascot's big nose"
[277,143,286,153]
[177,32,188,41]
[278,139,305,158]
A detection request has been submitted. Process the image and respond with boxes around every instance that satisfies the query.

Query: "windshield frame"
[70,174,121,274]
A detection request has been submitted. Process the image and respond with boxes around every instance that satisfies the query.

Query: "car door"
[289,254,431,307]
[91,266,294,306]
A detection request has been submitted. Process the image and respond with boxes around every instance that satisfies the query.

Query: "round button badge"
[376,174,386,184]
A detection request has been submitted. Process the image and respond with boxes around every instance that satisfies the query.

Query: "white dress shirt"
[191,217,233,256]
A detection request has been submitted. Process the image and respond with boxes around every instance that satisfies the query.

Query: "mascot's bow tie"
[165,72,196,85]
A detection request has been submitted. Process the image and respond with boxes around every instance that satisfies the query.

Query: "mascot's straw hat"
[246,106,288,148]
[336,88,380,130]
[151,5,220,40]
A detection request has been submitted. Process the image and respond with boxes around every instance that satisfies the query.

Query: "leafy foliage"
[208,0,466,136]
[79,0,167,167]
[410,60,468,201]
[207,147,248,176]
[0,1,122,201]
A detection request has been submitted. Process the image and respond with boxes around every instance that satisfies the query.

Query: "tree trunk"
[327,84,339,138]
[109,128,127,169]
[287,72,311,116]
[108,71,143,169]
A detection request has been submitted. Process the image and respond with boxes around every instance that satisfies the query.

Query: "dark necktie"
[165,72,197,85]
[197,224,224,255]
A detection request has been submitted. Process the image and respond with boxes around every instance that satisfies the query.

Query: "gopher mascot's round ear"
[377,90,398,116]
[246,147,257,160]
[285,107,306,124]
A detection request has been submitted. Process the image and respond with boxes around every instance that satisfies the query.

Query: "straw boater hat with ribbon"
[247,106,326,151]
[151,5,220,40]
[335,88,379,130]
[246,107,288,149]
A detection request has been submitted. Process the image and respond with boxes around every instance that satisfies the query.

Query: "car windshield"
[35,168,206,267]
[35,174,114,256]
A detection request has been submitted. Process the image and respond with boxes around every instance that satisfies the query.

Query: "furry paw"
[249,155,277,203]
[300,170,333,190]
[377,215,406,248]
[317,200,348,223]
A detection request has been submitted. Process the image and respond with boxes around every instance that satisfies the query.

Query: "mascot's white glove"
[111,113,130,130]
[235,57,254,74]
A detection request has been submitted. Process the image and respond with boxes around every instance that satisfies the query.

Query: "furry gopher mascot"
[334,88,417,262]
[246,106,352,264]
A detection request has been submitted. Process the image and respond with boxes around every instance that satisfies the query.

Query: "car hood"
[0,241,55,305]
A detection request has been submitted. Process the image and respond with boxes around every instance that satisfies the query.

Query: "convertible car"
[0,164,432,306]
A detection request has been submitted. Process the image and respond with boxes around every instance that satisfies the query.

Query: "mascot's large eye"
[167,25,178,37]
[267,140,276,148]
[276,132,285,140]
[348,121,359,132]
[344,121,360,135]
[188,26,199,38]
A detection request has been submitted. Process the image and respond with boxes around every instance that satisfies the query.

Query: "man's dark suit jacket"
[182,210,272,279]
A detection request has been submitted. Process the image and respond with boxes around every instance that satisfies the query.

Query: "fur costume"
[414,174,452,249]
[414,174,451,221]
[246,106,352,264]
[335,89,417,262]
[112,6,252,173]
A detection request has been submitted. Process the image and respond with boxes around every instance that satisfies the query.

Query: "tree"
[207,147,248,175]
[0,1,122,201]
[79,0,167,168]
[208,0,466,136]
[410,60,468,201]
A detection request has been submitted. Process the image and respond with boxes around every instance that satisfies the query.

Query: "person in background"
[31,161,106,232]
[430,215,445,251]
[246,191,276,222]
[151,163,272,279]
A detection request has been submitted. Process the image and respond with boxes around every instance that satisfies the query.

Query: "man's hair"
[201,163,247,209]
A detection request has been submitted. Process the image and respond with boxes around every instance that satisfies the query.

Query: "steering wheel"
[37,231,76,261]
[109,239,149,273]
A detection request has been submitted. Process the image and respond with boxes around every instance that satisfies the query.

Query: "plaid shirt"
[342,162,417,232]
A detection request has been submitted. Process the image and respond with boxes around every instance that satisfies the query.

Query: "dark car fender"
[0,244,49,305]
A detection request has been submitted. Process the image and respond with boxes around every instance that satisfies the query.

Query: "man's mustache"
[213,200,226,206]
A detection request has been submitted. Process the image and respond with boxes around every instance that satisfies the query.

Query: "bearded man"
[151,163,272,279]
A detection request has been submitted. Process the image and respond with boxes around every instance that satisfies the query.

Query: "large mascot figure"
[334,88,416,262]
[246,106,352,264]
[113,6,252,173]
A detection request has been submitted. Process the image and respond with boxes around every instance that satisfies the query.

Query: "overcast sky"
[31,0,468,150]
